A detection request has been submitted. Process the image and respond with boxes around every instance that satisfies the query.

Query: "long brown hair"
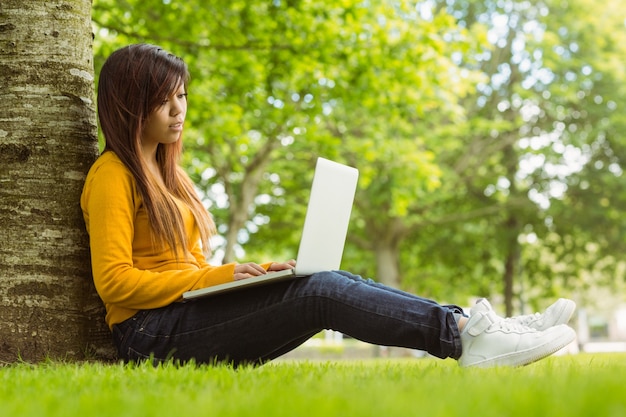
[97,43,215,258]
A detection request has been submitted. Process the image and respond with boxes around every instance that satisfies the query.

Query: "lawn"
[1,353,624,417]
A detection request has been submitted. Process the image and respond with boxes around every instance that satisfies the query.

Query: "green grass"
[1,353,625,416]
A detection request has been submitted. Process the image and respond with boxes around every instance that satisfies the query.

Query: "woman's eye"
[160,93,186,106]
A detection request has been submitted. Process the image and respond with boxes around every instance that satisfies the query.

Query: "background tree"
[91,0,487,284]
[420,0,626,314]
[91,0,626,317]
[0,0,111,362]
[534,0,626,310]
[2,0,623,362]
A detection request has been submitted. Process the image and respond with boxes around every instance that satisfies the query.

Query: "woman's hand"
[268,259,296,272]
[233,260,296,281]
[233,262,267,281]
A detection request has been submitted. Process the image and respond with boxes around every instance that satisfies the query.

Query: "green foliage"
[91,0,486,265]
[91,0,626,307]
[1,354,625,416]
[408,0,626,308]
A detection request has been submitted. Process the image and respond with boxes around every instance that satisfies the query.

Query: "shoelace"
[493,316,539,332]
[505,312,542,327]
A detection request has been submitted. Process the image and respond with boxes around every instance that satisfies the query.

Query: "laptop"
[182,157,359,300]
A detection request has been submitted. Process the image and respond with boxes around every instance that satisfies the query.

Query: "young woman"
[81,43,576,368]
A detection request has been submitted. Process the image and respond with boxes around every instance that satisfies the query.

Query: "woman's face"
[142,83,188,149]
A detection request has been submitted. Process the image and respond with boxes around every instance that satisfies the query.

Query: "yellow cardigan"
[81,152,264,329]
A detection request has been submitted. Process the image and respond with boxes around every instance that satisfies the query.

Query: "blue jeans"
[112,270,463,365]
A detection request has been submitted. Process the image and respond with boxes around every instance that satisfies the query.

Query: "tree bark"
[372,217,403,288]
[0,0,114,362]
[375,243,401,288]
[503,215,520,317]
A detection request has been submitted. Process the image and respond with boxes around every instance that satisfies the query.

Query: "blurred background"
[91,0,626,353]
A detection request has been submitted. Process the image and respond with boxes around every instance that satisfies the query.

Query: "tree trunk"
[222,154,271,263]
[0,0,114,362]
[375,244,401,287]
[501,138,521,317]
[502,216,520,317]
[373,218,402,287]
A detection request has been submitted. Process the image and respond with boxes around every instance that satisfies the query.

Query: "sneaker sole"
[462,325,576,368]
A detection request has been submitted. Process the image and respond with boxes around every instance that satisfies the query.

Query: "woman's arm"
[81,156,236,310]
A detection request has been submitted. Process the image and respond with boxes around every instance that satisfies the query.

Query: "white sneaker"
[458,300,576,368]
[507,298,576,331]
